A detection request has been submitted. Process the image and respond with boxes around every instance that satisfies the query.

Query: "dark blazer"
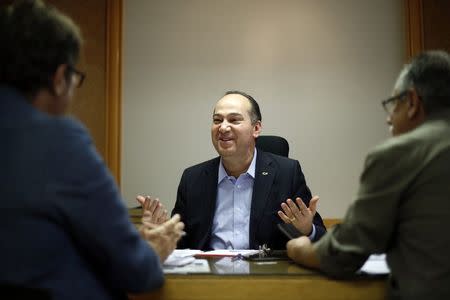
[173,150,326,250]
[0,86,163,300]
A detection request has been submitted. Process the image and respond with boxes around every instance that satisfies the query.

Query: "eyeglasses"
[67,65,86,88]
[381,91,408,115]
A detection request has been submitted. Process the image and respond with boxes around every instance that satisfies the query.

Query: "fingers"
[152,204,163,222]
[139,223,160,240]
[294,197,308,213]
[278,196,319,221]
[165,215,185,240]
[287,198,303,219]
[174,222,186,240]
[142,214,186,262]
[161,214,181,231]
[166,214,181,225]
[277,210,291,224]
[138,195,169,225]
[174,221,185,232]
[136,195,146,206]
[308,196,319,216]
[137,195,159,213]
[154,205,168,224]
[159,214,182,232]
[136,195,155,212]
[142,209,157,224]
[293,196,319,216]
[161,209,169,222]
[141,220,158,230]
[281,200,294,219]
[146,196,159,214]
[280,198,305,224]
[151,215,185,244]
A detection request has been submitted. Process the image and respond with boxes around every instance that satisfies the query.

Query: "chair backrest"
[256,135,289,157]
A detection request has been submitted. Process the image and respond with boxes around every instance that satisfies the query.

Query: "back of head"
[396,50,450,115]
[0,0,82,98]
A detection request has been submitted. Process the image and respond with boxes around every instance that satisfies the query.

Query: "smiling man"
[286,51,450,300]
[171,91,326,250]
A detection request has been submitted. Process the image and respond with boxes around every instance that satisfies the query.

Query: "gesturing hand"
[139,214,185,262]
[136,195,169,225]
[277,196,319,236]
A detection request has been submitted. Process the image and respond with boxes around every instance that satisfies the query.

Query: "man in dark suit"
[171,91,326,250]
[0,1,184,299]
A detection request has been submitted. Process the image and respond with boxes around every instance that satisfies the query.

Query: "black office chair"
[256,135,289,157]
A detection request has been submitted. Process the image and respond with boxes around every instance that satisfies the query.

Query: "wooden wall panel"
[422,0,450,52]
[404,0,424,60]
[105,0,123,186]
[47,0,107,161]
[405,0,450,60]
[45,0,122,186]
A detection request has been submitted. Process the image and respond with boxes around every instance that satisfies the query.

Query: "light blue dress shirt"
[209,148,316,249]
[210,149,258,249]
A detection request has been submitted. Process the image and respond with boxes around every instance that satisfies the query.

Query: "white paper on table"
[163,259,210,274]
[198,249,260,257]
[358,254,390,275]
[163,249,204,267]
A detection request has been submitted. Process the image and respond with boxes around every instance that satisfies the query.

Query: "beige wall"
[122,0,404,218]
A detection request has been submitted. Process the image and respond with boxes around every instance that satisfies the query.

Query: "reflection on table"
[129,256,387,300]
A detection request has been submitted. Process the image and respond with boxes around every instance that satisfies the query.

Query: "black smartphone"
[277,223,303,239]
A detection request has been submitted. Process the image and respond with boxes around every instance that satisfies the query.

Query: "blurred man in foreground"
[0,1,183,299]
[286,51,450,300]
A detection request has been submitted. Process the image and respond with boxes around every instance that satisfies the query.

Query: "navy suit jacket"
[173,150,326,250]
[0,86,163,300]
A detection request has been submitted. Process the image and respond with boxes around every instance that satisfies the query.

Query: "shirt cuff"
[307,224,316,241]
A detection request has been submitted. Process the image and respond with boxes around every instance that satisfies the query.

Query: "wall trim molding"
[105,0,122,187]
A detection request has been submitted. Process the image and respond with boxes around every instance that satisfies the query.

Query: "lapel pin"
[262,172,268,176]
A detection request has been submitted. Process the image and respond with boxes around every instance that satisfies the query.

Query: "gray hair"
[394,50,450,115]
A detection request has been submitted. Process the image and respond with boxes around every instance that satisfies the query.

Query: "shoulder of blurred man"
[366,109,450,169]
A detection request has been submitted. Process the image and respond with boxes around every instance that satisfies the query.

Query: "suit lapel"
[197,158,220,250]
[249,151,276,248]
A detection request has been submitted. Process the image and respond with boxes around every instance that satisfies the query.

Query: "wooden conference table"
[129,256,387,300]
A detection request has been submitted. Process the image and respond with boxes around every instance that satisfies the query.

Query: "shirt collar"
[218,148,257,183]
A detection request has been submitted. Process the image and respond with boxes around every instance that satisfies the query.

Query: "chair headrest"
[256,135,289,157]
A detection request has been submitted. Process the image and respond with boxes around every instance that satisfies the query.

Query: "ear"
[253,120,262,138]
[406,89,423,119]
[51,64,69,96]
